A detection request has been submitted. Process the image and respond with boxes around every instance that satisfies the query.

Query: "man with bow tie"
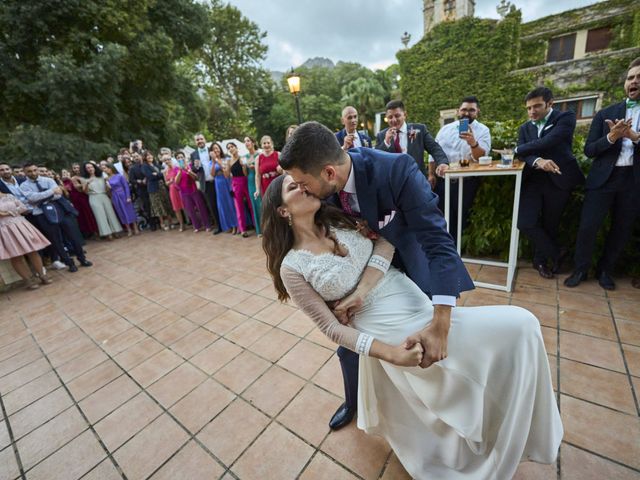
[514,87,584,279]
[375,100,448,180]
[565,58,640,290]
[335,106,372,150]
[190,133,221,234]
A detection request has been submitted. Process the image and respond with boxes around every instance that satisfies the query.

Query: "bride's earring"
[288,214,293,227]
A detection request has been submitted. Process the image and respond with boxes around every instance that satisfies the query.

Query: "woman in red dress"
[62,165,98,237]
[254,135,282,199]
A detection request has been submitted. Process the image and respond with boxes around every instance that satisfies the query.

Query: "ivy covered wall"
[397,0,640,273]
[397,9,533,134]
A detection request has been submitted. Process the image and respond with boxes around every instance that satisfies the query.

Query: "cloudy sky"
[225,0,602,71]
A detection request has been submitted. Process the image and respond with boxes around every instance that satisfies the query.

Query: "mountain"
[269,57,336,84]
[299,57,335,69]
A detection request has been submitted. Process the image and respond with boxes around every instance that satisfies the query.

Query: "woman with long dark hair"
[141,150,173,230]
[65,163,98,238]
[243,136,262,236]
[209,142,237,234]
[82,162,122,239]
[226,141,253,237]
[261,174,562,480]
[104,164,139,236]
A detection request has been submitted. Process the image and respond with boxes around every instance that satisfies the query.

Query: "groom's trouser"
[337,346,359,409]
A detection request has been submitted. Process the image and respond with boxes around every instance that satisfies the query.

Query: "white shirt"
[614,102,640,167]
[198,147,213,181]
[429,119,491,163]
[533,108,554,137]
[345,130,362,148]
[343,162,456,307]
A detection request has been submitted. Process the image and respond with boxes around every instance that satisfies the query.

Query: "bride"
[262,174,563,480]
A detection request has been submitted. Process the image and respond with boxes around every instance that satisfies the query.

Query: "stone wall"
[511,46,640,90]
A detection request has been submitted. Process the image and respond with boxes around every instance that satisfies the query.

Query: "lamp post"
[287,68,302,124]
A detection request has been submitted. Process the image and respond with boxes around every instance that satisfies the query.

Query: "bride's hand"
[390,343,423,367]
[333,288,366,325]
[404,324,449,368]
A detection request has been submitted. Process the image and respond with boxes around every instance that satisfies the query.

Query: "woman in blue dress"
[209,142,238,234]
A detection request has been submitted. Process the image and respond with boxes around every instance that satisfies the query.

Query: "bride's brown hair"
[261,174,358,302]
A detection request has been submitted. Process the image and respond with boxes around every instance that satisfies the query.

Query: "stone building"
[423,0,475,34]
[512,0,640,126]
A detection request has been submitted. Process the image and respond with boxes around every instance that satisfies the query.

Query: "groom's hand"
[404,306,451,368]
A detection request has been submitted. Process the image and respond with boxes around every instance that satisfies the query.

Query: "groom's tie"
[393,131,402,153]
[339,190,357,217]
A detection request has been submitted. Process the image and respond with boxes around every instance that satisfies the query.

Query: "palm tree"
[341,77,386,134]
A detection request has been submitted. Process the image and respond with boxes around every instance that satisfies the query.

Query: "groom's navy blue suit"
[335,147,474,412]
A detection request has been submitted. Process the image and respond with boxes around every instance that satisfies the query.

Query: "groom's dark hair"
[279,121,345,174]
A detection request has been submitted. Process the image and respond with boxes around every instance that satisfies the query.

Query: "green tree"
[194,1,271,140]
[0,0,209,167]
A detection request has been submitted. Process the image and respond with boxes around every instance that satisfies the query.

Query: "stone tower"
[423,0,475,35]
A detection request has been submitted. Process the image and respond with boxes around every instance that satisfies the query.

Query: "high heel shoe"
[37,271,53,285]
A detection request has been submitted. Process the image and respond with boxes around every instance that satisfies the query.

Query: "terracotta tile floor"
[1,231,639,480]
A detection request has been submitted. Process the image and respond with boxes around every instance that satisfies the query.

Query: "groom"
[280,121,474,430]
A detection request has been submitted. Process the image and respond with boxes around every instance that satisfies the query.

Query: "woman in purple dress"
[104,164,140,236]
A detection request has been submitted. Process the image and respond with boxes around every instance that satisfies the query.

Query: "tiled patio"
[0,230,639,480]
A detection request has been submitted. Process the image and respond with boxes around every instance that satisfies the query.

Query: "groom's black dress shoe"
[597,271,615,290]
[533,262,554,279]
[564,270,587,288]
[329,403,356,430]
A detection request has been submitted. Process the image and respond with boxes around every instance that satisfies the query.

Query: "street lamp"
[287,68,302,124]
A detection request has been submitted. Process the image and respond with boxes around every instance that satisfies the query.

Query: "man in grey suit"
[376,99,449,185]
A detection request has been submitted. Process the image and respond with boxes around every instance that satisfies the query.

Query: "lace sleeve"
[368,235,395,272]
[281,266,374,355]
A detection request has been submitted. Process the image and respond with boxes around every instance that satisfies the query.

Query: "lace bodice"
[0,194,29,226]
[280,229,395,356]
[282,228,373,302]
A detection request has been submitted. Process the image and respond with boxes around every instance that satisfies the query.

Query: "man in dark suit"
[565,58,640,290]
[375,100,449,179]
[515,87,585,279]
[335,106,372,150]
[128,151,154,229]
[190,133,221,234]
[280,121,474,430]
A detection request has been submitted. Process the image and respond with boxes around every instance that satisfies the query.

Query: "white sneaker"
[51,261,67,270]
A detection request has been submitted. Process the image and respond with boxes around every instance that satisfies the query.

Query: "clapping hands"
[606,118,639,143]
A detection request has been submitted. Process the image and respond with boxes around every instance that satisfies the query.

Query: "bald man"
[335,106,372,150]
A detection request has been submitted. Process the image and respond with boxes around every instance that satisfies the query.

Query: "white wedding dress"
[281,228,563,480]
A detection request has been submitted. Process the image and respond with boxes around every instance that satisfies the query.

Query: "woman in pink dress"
[0,192,53,289]
[176,151,211,232]
[226,142,254,237]
[254,135,281,199]
[162,152,185,231]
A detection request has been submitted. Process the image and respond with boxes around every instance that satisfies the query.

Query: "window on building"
[585,27,612,53]
[547,33,576,62]
[443,0,456,18]
[555,95,599,120]
[439,108,457,127]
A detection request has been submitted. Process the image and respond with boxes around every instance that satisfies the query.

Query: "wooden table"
[443,160,525,292]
